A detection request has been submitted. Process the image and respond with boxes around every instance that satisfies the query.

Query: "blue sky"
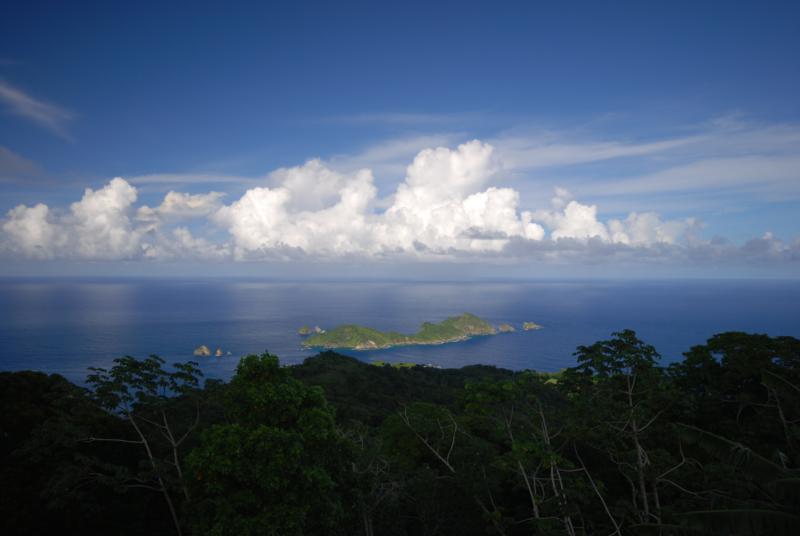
[1,0,799,277]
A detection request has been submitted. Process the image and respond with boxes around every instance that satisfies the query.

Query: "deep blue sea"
[1,279,799,383]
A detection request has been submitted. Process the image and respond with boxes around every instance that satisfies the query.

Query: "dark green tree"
[562,330,676,530]
[670,422,800,535]
[84,355,203,535]
[464,372,584,535]
[186,352,351,535]
[0,372,130,534]
[670,332,800,451]
[381,401,494,535]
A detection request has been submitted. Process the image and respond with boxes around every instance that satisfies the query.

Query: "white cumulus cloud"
[2,203,60,259]
[68,178,144,259]
[2,178,220,260]
[608,212,696,246]
[2,178,144,260]
[214,140,545,258]
[532,189,609,241]
[214,162,378,259]
[1,139,795,267]
[530,188,694,246]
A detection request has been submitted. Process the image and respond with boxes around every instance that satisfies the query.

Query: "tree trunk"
[129,413,183,536]
[163,411,191,502]
[627,374,650,522]
[631,419,650,521]
[361,498,374,536]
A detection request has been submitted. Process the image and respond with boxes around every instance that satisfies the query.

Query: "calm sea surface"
[1,279,798,383]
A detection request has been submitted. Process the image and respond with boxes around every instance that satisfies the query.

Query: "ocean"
[1,279,798,383]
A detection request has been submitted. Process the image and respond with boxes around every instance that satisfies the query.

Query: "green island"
[303,312,497,350]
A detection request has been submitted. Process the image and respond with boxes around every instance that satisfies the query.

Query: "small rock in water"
[193,345,211,357]
[522,322,543,331]
[215,347,223,357]
[498,323,515,333]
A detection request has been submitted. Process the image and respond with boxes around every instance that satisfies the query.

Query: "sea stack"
[523,322,543,331]
[193,345,211,356]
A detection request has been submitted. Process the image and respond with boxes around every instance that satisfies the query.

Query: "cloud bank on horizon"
[2,139,798,266]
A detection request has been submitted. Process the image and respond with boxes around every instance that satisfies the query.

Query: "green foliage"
[670,420,800,535]
[6,331,800,535]
[370,360,418,368]
[186,352,350,536]
[570,328,660,379]
[676,424,791,484]
[415,312,496,341]
[670,332,800,460]
[290,351,512,425]
[463,372,585,533]
[0,371,171,535]
[86,355,202,415]
[305,324,406,348]
[82,355,205,535]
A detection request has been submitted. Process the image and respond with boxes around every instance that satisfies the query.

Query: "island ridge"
[302,313,541,350]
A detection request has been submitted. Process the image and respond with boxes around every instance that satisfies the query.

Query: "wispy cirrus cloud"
[102,114,800,217]
[126,173,259,191]
[493,134,699,171]
[0,80,75,140]
[0,146,41,182]
[564,120,800,204]
[318,111,484,127]
[592,155,800,198]
[483,116,800,217]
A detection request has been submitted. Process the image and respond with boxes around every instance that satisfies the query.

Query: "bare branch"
[176,401,201,446]
[399,406,456,474]
[83,437,144,445]
[657,444,687,481]
[639,410,666,432]
[575,445,622,536]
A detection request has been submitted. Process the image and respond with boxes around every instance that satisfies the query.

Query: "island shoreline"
[301,313,541,351]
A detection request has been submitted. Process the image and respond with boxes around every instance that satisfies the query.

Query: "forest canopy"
[1,330,799,535]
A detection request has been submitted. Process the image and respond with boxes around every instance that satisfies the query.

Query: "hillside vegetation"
[303,312,497,349]
[3,330,799,535]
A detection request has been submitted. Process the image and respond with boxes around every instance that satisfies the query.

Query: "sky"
[1,0,799,278]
